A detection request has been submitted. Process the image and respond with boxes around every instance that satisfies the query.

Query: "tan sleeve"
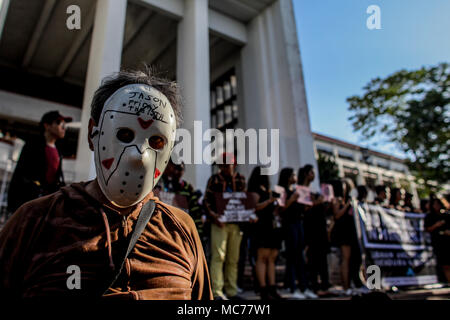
[0,201,45,298]
[190,219,213,300]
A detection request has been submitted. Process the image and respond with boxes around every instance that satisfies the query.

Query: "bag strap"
[103,199,156,295]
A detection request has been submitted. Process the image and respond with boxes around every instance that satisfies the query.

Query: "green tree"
[347,63,450,188]
[317,153,340,183]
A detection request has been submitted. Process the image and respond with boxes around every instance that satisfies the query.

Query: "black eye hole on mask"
[116,128,135,143]
[149,135,165,150]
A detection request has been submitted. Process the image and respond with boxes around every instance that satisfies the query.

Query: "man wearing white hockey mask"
[0,69,212,300]
[90,82,175,208]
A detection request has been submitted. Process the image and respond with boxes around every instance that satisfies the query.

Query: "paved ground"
[237,285,450,300]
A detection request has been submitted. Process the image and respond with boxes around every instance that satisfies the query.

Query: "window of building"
[317,148,333,157]
[338,151,354,161]
[210,68,238,132]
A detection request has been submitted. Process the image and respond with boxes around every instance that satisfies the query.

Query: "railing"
[0,141,15,229]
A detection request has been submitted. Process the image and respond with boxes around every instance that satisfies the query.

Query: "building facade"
[313,132,420,206]
[0,0,318,193]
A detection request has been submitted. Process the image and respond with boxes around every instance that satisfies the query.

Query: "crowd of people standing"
[4,131,449,299]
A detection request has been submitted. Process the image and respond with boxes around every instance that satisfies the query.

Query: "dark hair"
[357,185,368,202]
[278,167,294,191]
[375,185,386,195]
[90,67,183,127]
[329,179,351,202]
[248,166,270,193]
[389,188,401,206]
[429,196,445,214]
[420,199,429,213]
[298,164,313,186]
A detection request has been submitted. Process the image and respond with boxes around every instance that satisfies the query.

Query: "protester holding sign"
[204,153,247,300]
[300,165,331,295]
[279,168,316,299]
[248,166,283,300]
[330,179,363,295]
[425,196,450,283]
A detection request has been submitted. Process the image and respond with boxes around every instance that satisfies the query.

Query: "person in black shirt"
[248,166,283,300]
[301,165,331,294]
[330,179,362,294]
[7,111,71,213]
[279,168,317,299]
[425,196,450,283]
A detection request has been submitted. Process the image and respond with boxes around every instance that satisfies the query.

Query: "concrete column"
[376,173,384,186]
[409,179,420,209]
[74,0,127,182]
[333,147,344,178]
[177,0,210,190]
[240,0,319,191]
[353,153,366,186]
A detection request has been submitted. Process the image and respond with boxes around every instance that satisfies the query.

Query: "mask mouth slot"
[103,145,155,186]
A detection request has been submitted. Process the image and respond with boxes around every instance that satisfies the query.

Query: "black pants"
[237,227,257,290]
[284,221,309,292]
[307,246,330,291]
[349,243,363,288]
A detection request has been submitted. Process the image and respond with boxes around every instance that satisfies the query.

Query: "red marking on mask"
[102,158,114,170]
[138,117,154,129]
[154,168,161,179]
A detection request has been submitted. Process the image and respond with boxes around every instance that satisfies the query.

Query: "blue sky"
[293,0,450,158]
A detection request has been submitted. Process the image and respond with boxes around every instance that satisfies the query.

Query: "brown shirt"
[0,180,212,300]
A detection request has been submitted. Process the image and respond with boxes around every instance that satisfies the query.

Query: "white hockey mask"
[92,84,177,207]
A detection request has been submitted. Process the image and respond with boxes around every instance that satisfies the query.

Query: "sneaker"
[344,289,353,296]
[303,289,318,299]
[214,293,229,300]
[354,286,371,294]
[227,294,245,301]
[280,288,292,296]
[291,289,306,300]
[237,287,244,294]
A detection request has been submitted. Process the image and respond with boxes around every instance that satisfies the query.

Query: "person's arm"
[203,176,224,228]
[280,192,299,213]
[13,142,42,184]
[255,193,276,211]
[425,220,445,233]
[332,198,350,220]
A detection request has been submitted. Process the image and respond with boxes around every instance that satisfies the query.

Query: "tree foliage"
[347,63,450,186]
[317,153,340,183]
